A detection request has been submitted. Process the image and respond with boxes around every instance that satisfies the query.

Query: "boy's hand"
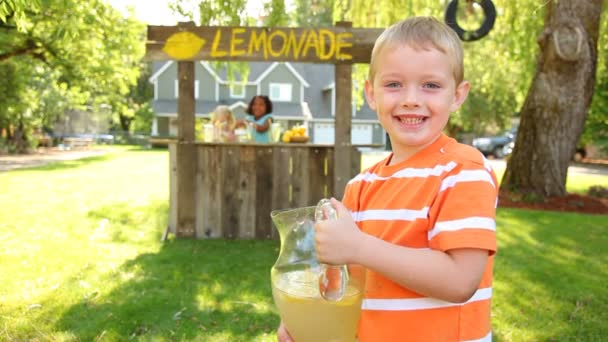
[277,321,293,342]
[314,198,364,265]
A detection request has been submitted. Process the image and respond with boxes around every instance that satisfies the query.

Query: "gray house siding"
[196,63,216,101]
[218,84,230,101]
[157,63,177,100]
[321,90,333,117]
[155,62,218,102]
[292,63,333,118]
[261,64,301,103]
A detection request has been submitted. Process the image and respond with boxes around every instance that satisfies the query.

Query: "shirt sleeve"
[427,160,498,255]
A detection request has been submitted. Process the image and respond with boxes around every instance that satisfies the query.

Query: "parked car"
[472,128,517,158]
[500,135,587,161]
[502,141,514,157]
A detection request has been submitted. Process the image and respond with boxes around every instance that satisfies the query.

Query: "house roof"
[253,62,310,87]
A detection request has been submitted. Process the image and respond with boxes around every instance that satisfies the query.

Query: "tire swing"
[444,0,496,42]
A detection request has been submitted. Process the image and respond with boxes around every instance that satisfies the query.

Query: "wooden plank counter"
[168,142,363,239]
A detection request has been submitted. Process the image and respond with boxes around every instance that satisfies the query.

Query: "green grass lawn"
[0,148,606,341]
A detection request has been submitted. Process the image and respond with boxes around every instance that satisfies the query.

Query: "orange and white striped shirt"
[344,134,497,342]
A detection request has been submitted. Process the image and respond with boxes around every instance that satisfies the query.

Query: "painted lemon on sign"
[162,32,206,60]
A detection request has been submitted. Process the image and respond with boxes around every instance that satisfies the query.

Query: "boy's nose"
[401,88,420,108]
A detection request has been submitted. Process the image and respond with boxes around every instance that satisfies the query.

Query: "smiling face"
[365,43,469,164]
[251,97,268,118]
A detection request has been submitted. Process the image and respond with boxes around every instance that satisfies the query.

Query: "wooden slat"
[308,147,330,205]
[255,146,274,239]
[325,148,335,199]
[291,147,311,207]
[237,146,257,239]
[176,142,196,238]
[197,145,223,238]
[222,146,241,239]
[169,143,177,234]
[146,25,383,63]
[271,147,292,240]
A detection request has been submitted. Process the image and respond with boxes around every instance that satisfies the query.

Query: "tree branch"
[0,22,17,30]
[0,39,43,62]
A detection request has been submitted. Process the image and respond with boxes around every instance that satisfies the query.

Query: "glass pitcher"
[270,199,365,342]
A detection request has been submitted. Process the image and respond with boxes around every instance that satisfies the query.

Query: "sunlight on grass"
[494,209,608,341]
[0,148,173,340]
[1,147,606,340]
[567,171,608,194]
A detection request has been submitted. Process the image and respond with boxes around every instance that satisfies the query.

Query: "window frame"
[269,83,292,102]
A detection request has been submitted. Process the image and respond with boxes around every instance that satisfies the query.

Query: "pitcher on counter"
[278,16,498,342]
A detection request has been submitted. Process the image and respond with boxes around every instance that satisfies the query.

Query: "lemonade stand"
[146,21,382,239]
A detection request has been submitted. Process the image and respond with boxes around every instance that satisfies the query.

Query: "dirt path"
[0,148,110,172]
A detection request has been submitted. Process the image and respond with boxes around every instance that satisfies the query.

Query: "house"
[148,61,386,145]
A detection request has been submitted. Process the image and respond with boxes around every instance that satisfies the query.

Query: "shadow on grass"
[12,154,115,172]
[494,209,608,340]
[56,200,281,340]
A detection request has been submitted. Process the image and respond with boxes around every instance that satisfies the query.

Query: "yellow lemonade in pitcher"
[272,270,363,342]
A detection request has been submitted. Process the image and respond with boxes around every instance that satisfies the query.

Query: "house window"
[269,83,292,102]
[230,83,245,99]
[175,80,199,99]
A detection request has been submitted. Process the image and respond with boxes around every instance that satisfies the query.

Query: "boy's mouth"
[396,115,427,126]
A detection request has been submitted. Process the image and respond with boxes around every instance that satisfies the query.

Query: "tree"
[584,5,608,155]
[501,0,604,196]
[116,62,154,136]
[292,0,334,27]
[264,0,289,26]
[0,0,145,152]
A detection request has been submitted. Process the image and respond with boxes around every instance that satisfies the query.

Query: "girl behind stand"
[211,105,236,142]
[244,95,273,143]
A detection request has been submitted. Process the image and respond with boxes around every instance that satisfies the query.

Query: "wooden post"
[334,21,353,199]
[176,60,197,238]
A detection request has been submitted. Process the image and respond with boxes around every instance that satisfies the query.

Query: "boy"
[278,16,497,342]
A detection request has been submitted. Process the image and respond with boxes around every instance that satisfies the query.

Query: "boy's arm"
[353,233,487,303]
[315,198,489,303]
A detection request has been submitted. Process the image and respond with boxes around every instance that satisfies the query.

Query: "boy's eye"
[424,82,441,89]
[385,82,401,88]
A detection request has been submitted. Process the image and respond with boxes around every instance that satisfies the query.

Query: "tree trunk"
[501,0,603,196]
[119,114,132,138]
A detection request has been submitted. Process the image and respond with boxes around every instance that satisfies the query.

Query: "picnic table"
[63,137,94,149]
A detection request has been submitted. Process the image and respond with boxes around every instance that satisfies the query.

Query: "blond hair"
[211,105,236,130]
[368,16,464,84]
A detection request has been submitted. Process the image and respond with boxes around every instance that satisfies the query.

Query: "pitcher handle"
[315,198,348,301]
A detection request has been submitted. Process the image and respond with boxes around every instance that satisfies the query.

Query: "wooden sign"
[146,24,383,63]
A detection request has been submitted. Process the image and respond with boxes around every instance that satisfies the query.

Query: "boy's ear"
[364,80,377,111]
[450,80,470,112]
